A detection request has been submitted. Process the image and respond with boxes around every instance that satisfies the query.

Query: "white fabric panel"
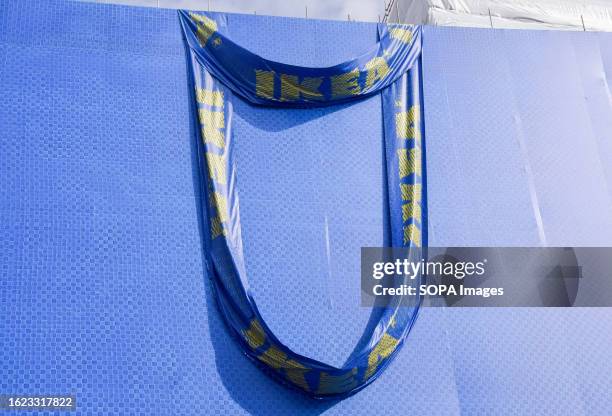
[393,0,612,31]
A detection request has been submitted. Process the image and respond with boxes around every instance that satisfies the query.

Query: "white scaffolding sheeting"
[389,0,612,31]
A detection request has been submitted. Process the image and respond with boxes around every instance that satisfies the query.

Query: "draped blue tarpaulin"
[179,10,426,398]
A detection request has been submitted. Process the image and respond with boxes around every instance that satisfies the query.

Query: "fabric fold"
[180,10,427,398]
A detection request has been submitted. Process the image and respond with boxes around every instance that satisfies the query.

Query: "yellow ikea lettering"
[398,147,421,179]
[389,27,413,44]
[197,87,228,240]
[190,13,218,46]
[258,346,310,391]
[331,68,361,98]
[317,368,358,395]
[210,216,225,239]
[255,70,275,99]
[364,57,390,91]
[245,324,310,392]
[395,106,421,140]
[242,319,266,349]
[209,190,228,239]
[403,223,421,246]
[402,202,421,223]
[195,88,224,107]
[258,345,287,369]
[280,74,324,101]
[284,360,310,391]
[205,152,227,185]
[199,109,225,148]
[365,333,399,379]
[211,192,229,223]
[401,183,422,202]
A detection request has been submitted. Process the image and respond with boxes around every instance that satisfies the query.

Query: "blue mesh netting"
[1,1,611,414]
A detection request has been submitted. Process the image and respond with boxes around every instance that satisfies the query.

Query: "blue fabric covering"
[180,10,425,397]
[179,11,422,107]
[0,0,611,414]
